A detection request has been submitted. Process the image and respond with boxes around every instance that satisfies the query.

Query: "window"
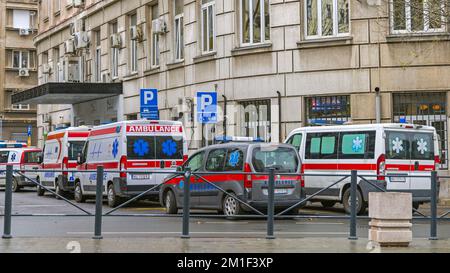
[206,149,227,171]
[174,0,184,60]
[391,0,446,33]
[0,151,9,163]
[339,131,376,159]
[306,95,351,126]
[305,0,349,38]
[12,51,33,69]
[111,22,119,78]
[240,0,270,45]
[68,141,85,161]
[286,134,303,151]
[24,151,42,164]
[12,104,30,110]
[305,133,339,159]
[252,147,299,173]
[94,30,102,82]
[130,14,138,73]
[151,4,160,67]
[201,0,215,53]
[185,152,204,172]
[239,100,271,142]
[13,10,32,29]
[224,148,245,171]
[126,136,183,160]
[54,0,61,14]
[155,136,184,160]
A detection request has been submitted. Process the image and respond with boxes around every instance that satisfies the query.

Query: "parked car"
[159,142,304,216]
[0,143,42,192]
[75,120,188,207]
[285,123,441,214]
[39,126,90,198]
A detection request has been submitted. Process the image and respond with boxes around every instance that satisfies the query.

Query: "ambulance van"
[38,127,90,198]
[75,120,188,207]
[285,123,441,214]
[0,143,42,192]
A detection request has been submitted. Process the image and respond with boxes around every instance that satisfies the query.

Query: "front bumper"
[58,175,75,191]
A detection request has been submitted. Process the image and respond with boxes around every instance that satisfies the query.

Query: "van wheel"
[107,184,122,208]
[12,178,21,192]
[165,190,178,214]
[74,182,86,203]
[223,193,242,217]
[342,188,366,215]
[321,201,337,208]
[55,183,64,200]
[36,177,45,196]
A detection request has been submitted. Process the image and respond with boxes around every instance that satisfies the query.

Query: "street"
[1,189,450,239]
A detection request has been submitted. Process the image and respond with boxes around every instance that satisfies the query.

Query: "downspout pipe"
[375,87,381,124]
[276,91,282,142]
[222,95,227,137]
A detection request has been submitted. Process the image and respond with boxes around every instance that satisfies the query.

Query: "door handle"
[414,161,420,171]
[32,167,38,170]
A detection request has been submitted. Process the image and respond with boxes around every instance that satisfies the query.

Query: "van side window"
[24,152,41,163]
[205,149,227,172]
[286,134,302,151]
[0,151,9,163]
[339,131,376,159]
[305,133,338,159]
[386,131,410,160]
[186,152,204,172]
[224,148,245,171]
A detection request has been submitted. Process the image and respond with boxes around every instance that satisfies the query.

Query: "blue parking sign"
[197,92,217,124]
[27,125,32,137]
[140,89,159,120]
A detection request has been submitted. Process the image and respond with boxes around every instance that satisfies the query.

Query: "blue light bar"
[0,143,27,148]
[214,136,263,143]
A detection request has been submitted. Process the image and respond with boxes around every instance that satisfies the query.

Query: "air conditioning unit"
[64,39,75,54]
[130,25,143,41]
[72,0,85,8]
[42,63,52,74]
[74,31,90,49]
[152,19,166,34]
[110,33,122,48]
[19,28,30,36]
[19,68,29,77]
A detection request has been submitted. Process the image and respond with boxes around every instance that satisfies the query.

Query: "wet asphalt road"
[1,188,450,239]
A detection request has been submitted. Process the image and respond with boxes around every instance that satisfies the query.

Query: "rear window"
[252,147,299,173]
[127,136,183,160]
[411,133,434,160]
[68,141,85,161]
[386,131,434,161]
[24,151,42,163]
[0,151,9,163]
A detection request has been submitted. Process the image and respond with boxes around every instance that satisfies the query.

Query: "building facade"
[11,0,450,196]
[0,0,38,144]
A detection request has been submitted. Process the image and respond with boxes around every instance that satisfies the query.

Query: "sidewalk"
[1,237,450,253]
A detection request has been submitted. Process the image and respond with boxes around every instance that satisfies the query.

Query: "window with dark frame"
[305,95,351,126]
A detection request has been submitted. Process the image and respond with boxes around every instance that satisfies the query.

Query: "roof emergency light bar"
[0,142,28,148]
[214,136,263,144]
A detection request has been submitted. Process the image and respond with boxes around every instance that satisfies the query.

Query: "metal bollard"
[348,170,358,240]
[429,171,438,240]
[266,168,275,239]
[93,166,104,240]
[181,167,191,239]
[2,165,13,239]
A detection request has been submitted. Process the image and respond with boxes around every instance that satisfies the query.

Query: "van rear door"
[385,130,412,191]
[409,131,435,196]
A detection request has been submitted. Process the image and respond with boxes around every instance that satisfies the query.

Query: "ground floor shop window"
[305,95,351,126]
[393,92,448,169]
[238,100,271,142]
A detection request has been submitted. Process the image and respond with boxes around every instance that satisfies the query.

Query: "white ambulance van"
[0,143,42,192]
[285,124,441,214]
[75,120,188,207]
[38,127,90,198]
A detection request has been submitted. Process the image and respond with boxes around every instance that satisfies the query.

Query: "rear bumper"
[16,175,37,187]
[113,178,159,199]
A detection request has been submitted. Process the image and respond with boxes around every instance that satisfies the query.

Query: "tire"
[74,182,86,203]
[36,177,45,196]
[55,183,63,200]
[321,201,337,208]
[164,190,178,214]
[222,193,242,217]
[107,183,122,208]
[342,188,367,215]
[12,178,21,192]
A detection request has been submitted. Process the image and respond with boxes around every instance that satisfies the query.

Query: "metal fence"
[1,165,449,240]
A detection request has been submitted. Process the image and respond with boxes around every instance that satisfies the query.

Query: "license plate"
[390,176,406,182]
[275,189,289,194]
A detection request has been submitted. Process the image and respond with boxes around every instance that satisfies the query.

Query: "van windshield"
[252,147,299,173]
[127,136,183,160]
[68,141,85,160]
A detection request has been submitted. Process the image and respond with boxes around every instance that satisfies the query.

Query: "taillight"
[20,153,25,171]
[120,155,127,178]
[377,154,386,181]
[244,163,252,189]
[300,164,305,188]
[183,155,188,163]
[434,155,440,170]
[62,156,69,176]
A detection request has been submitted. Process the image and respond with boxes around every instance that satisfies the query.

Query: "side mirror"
[176,165,183,172]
